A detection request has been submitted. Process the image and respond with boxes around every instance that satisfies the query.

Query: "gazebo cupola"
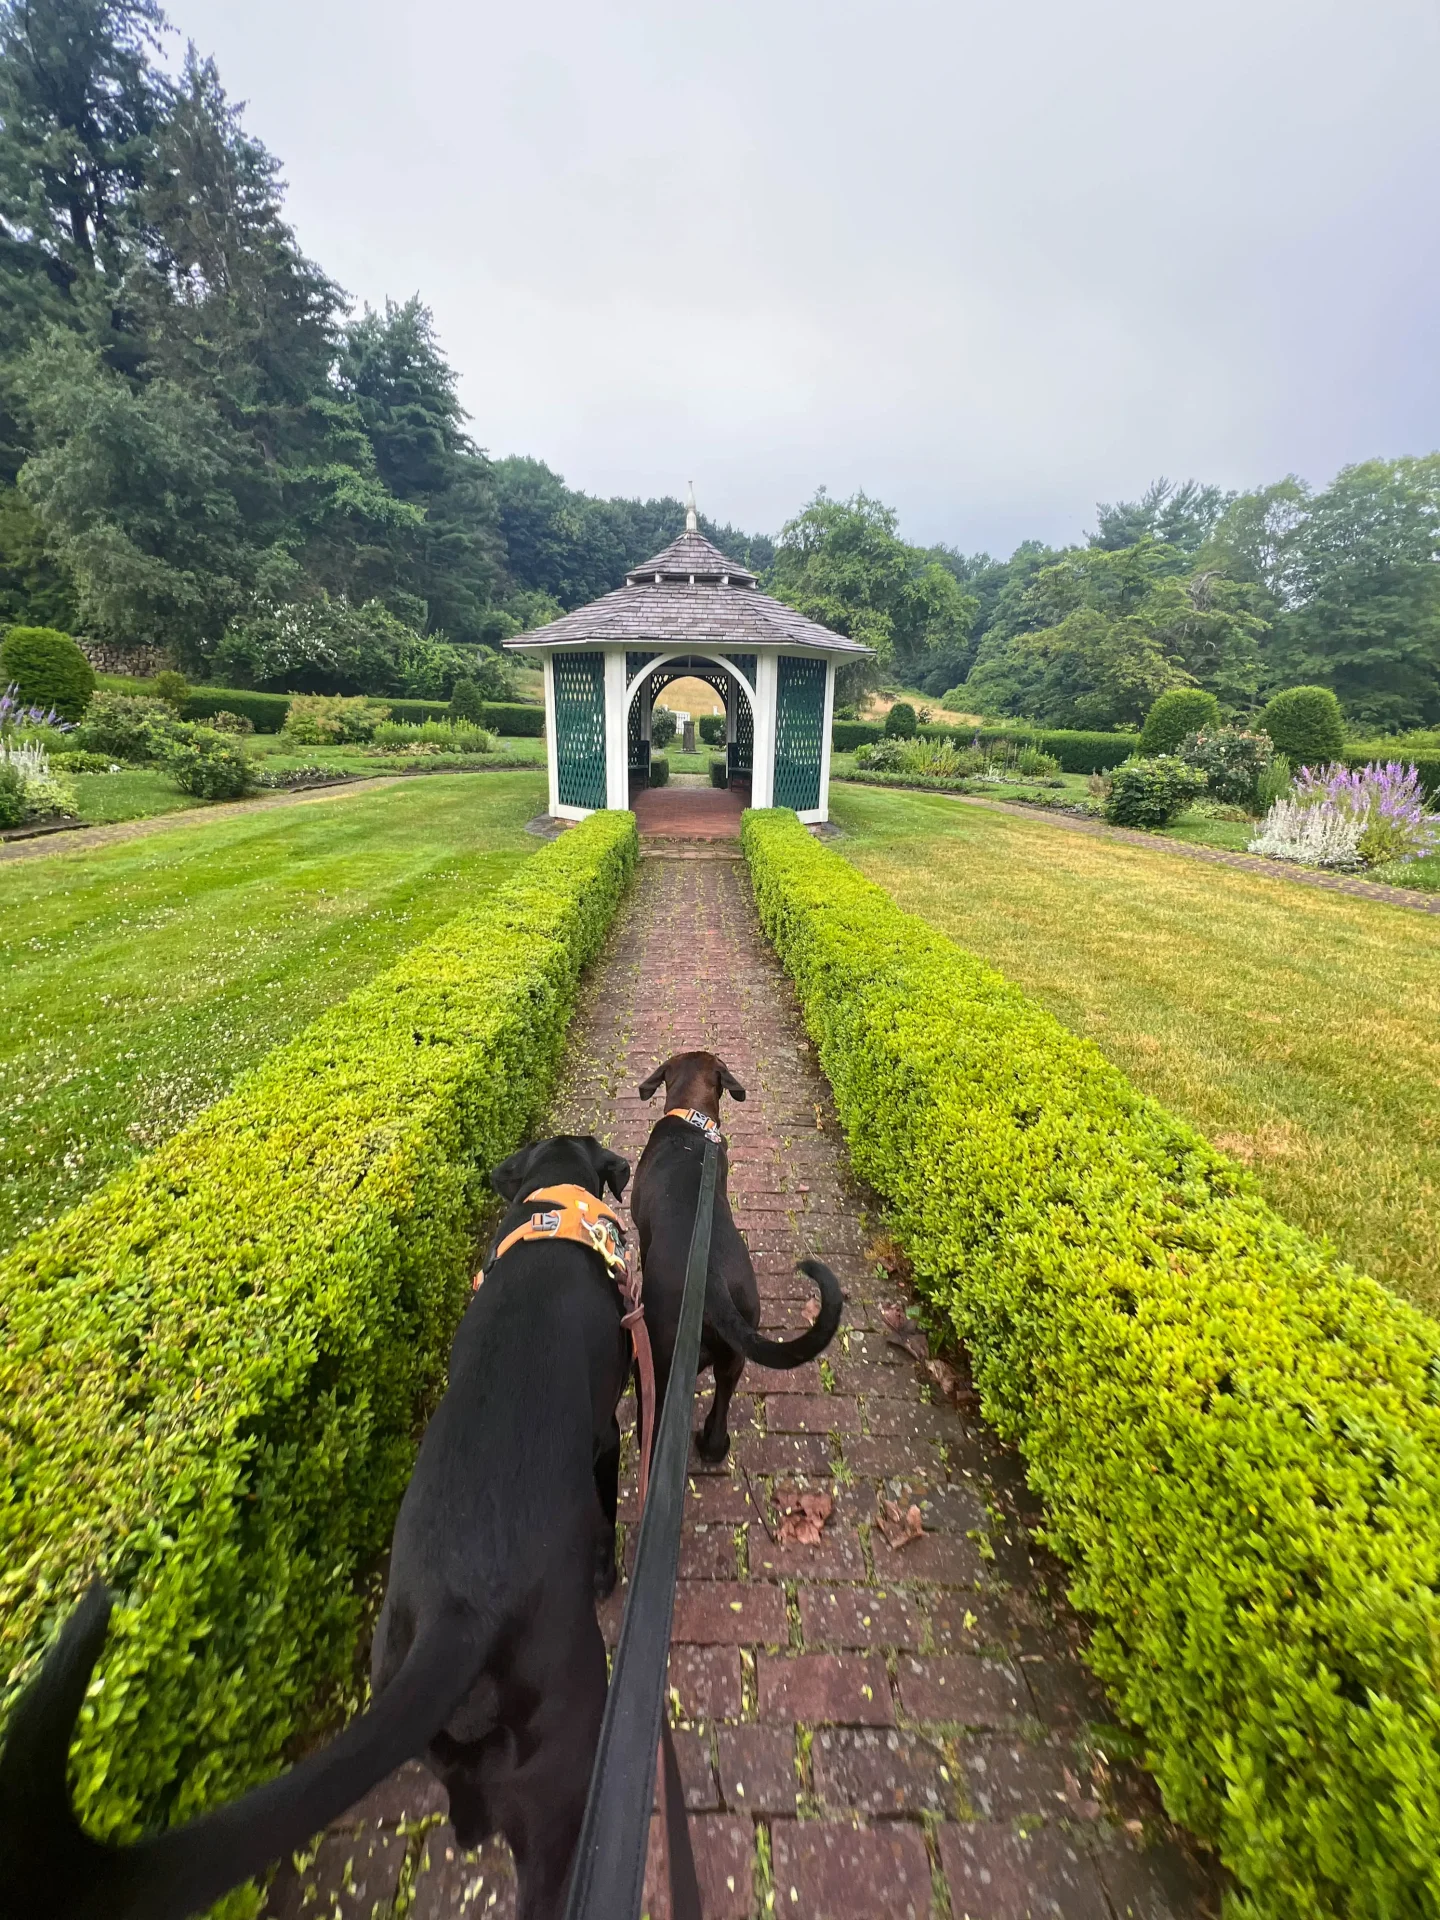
[504,495,871,824]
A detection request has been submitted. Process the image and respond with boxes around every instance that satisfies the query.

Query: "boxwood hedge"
[742,809,1440,1920]
[0,809,635,1852]
[832,719,1136,773]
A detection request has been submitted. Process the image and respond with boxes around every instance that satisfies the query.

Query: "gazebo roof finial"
[685,481,697,534]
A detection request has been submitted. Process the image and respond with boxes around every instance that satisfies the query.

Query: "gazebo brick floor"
[262,842,1220,1919]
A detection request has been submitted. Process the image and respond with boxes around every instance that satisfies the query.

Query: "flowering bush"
[282,694,389,744]
[207,709,255,735]
[75,693,173,761]
[1103,755,1206,827]
[155,723,257,800]
[1180,727,1275,806]
[0,737,80,822]
[1249,762,1438,868]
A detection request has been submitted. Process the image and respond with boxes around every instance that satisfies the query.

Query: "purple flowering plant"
[1293,760,1439,865]
[0,681,76,735]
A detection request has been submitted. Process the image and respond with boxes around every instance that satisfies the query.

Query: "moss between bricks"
[0,809,636,1855]
[741,806,1440,1920]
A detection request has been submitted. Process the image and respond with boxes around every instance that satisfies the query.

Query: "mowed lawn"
[831,786,1440,1311]
[0,770,546,1252]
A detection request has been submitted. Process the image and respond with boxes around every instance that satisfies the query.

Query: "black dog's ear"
[491,1143,538,1202]
[637,1061,669,1100]
[598,1148,630,1201]
[717,1058,747,1102]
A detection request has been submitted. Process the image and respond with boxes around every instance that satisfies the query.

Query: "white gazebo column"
[542,652,560,817]
[604,648,628,810]
[752,652,778,808]
[813,658,838,823]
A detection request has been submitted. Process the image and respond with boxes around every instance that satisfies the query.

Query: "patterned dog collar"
[665,1106,724,1144]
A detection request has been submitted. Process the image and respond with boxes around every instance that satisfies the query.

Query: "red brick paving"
[263,842,1219,1918]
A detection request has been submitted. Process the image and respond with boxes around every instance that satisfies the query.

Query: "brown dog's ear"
[598,1148,630,1201]
[637,1061,669,1100]
[491,1143,538,1201]
[717,1058,747,1102]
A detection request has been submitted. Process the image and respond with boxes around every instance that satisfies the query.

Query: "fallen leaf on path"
[879,1304,913,1333]
[777,1491,833,1546]
[926,1358,961,1401]
[802,1295,822,1326]
[876,1499,925,1550]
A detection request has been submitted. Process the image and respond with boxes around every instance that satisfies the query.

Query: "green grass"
[830,784,1440,1311]
[0,770,545,1252]
[70,768,211,825]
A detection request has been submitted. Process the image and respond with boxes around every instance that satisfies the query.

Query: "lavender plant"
[1250,760,1438,868]
[0,681,76,736]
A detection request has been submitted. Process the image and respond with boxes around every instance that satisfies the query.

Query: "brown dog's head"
[638,1050,746,1122]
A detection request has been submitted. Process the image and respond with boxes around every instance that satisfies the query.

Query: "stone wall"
[78,639,170,679]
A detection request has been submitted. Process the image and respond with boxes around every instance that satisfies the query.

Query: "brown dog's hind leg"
[696,1345,745,1463]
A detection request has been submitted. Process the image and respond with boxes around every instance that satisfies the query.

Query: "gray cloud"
[176,0,1440,551]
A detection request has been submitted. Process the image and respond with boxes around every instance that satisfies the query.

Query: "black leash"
[562,1136,717,1920]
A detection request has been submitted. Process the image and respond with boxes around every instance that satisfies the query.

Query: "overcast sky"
[172,0,1440,555]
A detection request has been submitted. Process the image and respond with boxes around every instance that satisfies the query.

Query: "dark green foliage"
[836,721,1135,773]
[650,707,677,750]
[1139,686,1222,753]
[884,701,918,738]
[1180,727,1274,806]
[205,709,253,735]
[648,754,669,787]
[833,721,883,752]
[698,714,725,746]
[0,810,637,1842]
[154,720,255,798]
[75,691,171,759]
[0,761,25,825]
[744,811,1440,1920]
[1259,685,1346,763]
[183,688,290,731]
[50,746,118,770]
[0,622,94,717]
[709,757,727,787]
[151,668,188,711]
[1103,756,1206,826]
[448,676,484,723]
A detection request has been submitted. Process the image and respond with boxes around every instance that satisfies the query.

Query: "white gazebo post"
[542,653,560,818]
[604,649,628,810]
[751,652,778,809]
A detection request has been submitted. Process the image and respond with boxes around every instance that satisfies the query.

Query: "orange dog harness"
[478,1183,662,1507]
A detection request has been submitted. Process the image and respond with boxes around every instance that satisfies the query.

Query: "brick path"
[632,784,745,839]
[263,842,1221,1918]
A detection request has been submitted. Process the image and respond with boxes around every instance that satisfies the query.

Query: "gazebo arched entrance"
[623,650,758,795]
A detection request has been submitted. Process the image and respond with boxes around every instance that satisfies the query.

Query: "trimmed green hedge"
[102,686,548,739]
[0,810,636,1848]
[184,688,293,731]
[742,809,1440,1920]
[833,719,1135,773]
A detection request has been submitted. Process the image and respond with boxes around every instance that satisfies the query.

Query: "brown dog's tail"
[708,1258,844,1369]
[0,1582,490,1920]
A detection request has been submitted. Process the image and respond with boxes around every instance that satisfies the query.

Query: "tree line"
[2,0,1435,729]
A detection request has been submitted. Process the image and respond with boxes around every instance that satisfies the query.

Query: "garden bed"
[745,806,1440,1920]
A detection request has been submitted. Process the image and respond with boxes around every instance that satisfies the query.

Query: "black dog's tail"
[708,1258,844,1369]
[0,1583,490,1920]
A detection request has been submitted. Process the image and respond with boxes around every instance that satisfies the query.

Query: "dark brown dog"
[630,1050,843,1461]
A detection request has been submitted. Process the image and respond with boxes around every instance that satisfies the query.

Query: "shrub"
[648,753,670,787]
[1280,761,1439,868]
[448,677,485,723]
[1259,685,1346,763]
[1015,744,1061,777]
[282,693,389,744]
[51,749,121,773]
[884,700,918,738]
[650,707,678,750]
[184,689,291,733]
[698,715,726,746]
[0,762,25,827]
[710,757,728,787]
[1138,687,1221,753]
[742,809,1440,1920]
[152,669,191,713]
[1248,798,1364,869]
[371,719,494,754]
[155,723,257,800]
[833,721,883,752]
[0,811,636,1846]
[75,693,172,762]
[1255,750,1291,810]
[476,702,544,739]
[0,738,80,819]
[1102,756,1206,827]
[0,626,95,721]
[207,709,255,736]
[1179,726,1274,806]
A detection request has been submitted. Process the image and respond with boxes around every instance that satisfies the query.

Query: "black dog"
[631,1051,843,1462]
[0,1134,632,1920]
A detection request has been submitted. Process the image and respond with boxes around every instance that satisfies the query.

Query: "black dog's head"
[491,1134,630,1205]
[637,1050,746,1121]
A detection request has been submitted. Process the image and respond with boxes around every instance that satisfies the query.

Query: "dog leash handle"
[562,1137,717,1920]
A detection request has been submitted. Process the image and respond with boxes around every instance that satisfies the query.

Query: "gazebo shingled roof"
[502,528,870,656]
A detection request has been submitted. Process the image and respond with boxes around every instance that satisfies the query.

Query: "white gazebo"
[503,502,871,824]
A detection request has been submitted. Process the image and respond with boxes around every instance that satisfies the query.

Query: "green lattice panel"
[773,657,825,811]
[553,651,607,810]
[723,653,757,690]
[626,651,660,683]
[731,683,754,773]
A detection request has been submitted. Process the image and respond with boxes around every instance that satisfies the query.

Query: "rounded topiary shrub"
[648,753,670,787]
[1139,687,1221,754]
[449,676,484,723]
[152,669,190,713]
[650,708,677,750]
[698,714,725,746]
[884,701,918,739]
[0,626,96,721]
[1259,685,1346,764]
